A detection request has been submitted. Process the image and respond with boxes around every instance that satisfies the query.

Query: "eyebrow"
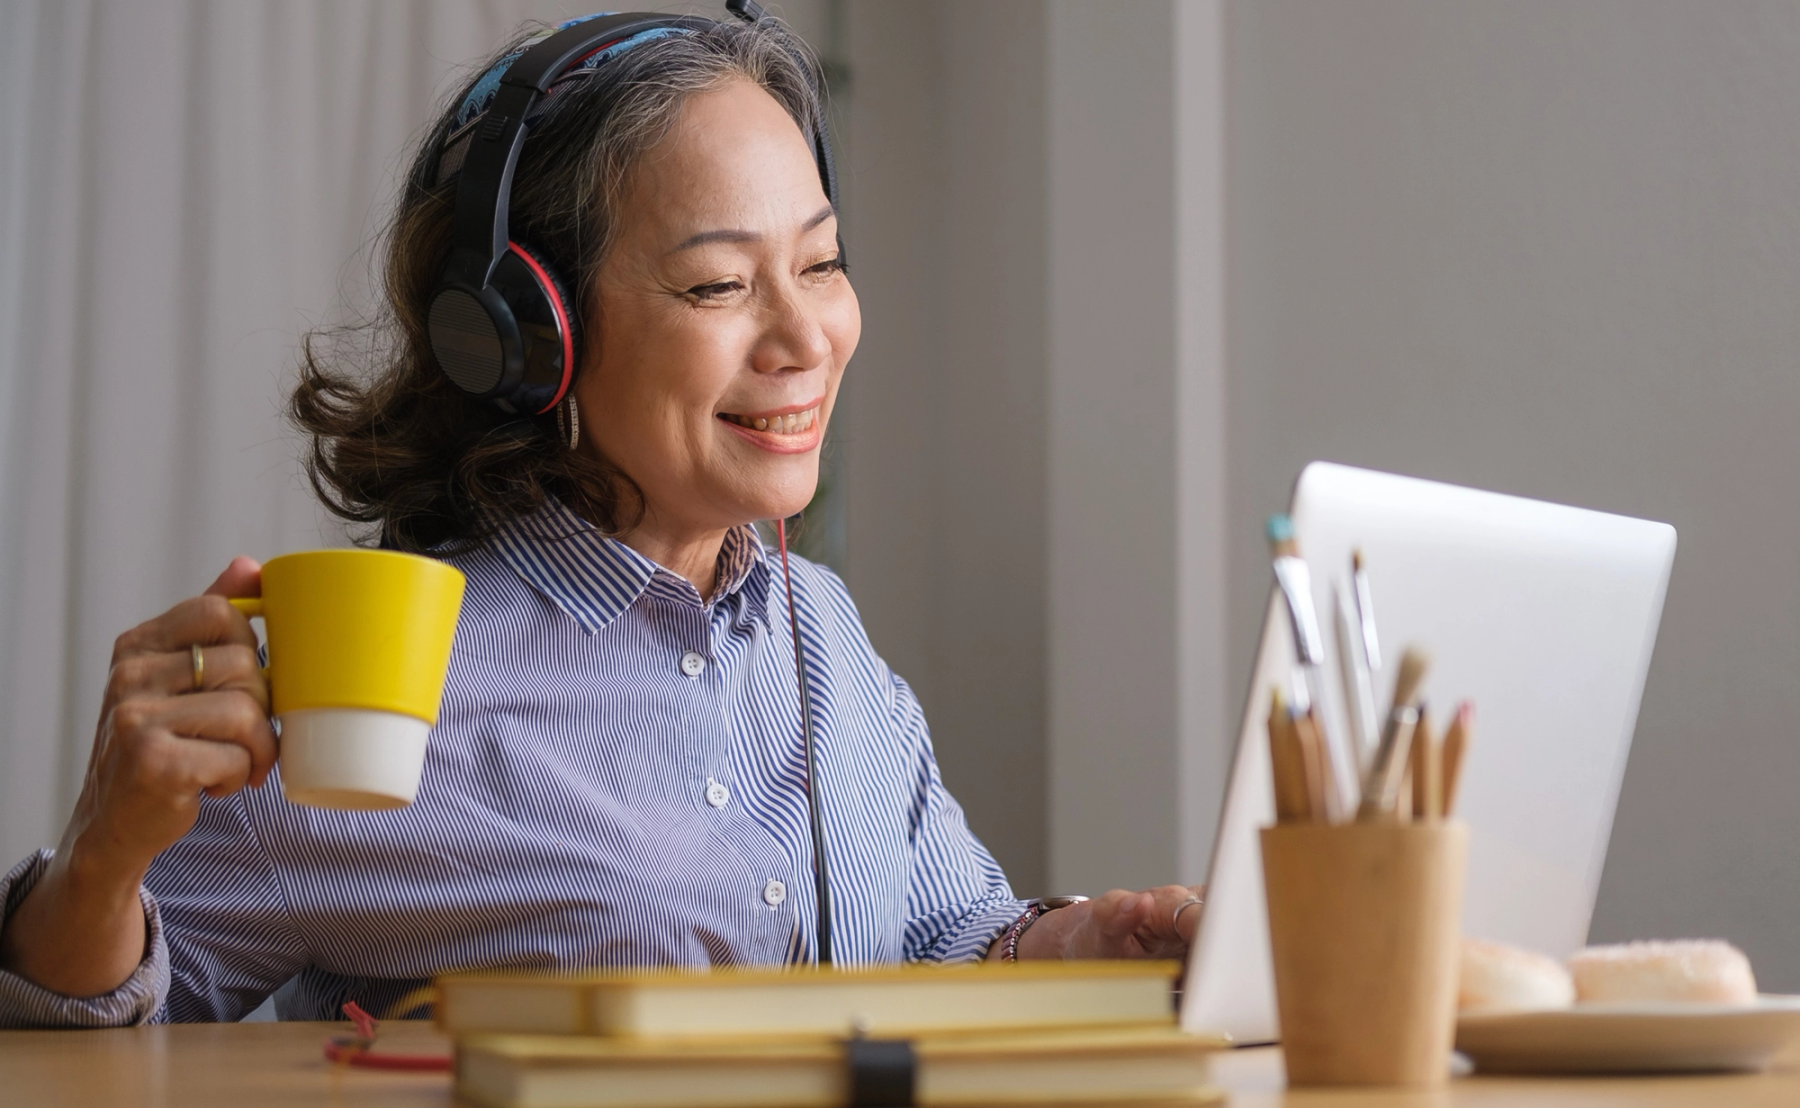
[668,204,836,254]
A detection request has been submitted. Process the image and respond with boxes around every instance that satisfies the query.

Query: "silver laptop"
[1180,462,1677,1043]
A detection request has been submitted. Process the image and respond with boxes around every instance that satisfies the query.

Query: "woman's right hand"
[0,557,275,998]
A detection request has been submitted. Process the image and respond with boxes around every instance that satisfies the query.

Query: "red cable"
[323,1001,452,1072]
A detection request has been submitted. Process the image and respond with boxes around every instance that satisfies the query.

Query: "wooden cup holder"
[1261,820,1467,1087]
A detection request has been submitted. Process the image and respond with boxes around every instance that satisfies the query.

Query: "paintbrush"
[1266,515,1326,703]
[1352,548,1381,672]
[1357,646,1430,821]
[1267,515,1357,813]
[1333,579,1380,770]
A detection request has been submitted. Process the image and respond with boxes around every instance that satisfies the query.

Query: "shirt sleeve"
[892,673,1028,962]
[0,850,169,1028]
[146,790,310,1022]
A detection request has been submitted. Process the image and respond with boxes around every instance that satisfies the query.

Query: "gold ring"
[190,644,205,691]
[1172,895,1204,928]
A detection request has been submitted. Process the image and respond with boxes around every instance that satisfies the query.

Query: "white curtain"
[0,0,598,865]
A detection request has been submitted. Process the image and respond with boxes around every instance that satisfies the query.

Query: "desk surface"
[5,1020,1800,1107]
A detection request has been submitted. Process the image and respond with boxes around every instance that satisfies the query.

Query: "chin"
[739,478,817,526]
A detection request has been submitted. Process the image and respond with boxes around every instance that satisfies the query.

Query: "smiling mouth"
[718,406,819,435]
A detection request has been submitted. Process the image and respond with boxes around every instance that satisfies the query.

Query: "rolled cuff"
[0,849,168,1028]
[913,896,1029,964]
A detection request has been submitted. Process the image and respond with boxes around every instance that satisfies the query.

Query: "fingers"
[105,644,269,712]
[204,556,263,599]
[1077,886,1204,960]
[110,691,279,793]
[1137,884,1204,944]
[113,594,259,660]
[111,559,263,664]
[1175,884,1207,944]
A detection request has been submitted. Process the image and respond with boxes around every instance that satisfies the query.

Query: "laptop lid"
[1180,462,1676,1043]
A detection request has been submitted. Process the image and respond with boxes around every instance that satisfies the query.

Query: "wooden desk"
[5,1020,1799,1106]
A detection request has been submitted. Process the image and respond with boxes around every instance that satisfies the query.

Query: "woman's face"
[575,78,858,538]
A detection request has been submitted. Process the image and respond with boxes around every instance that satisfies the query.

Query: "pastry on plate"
[1460,938,1575,1012]
[1567,939,1757,1005]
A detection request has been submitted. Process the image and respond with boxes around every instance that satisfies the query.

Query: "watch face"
[1039,895,1090,911]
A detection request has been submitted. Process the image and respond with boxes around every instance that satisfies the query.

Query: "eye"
[805,255,847,277]
[686,279,744,301]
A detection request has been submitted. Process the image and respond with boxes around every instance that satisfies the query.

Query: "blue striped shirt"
[0,499,1024,1027]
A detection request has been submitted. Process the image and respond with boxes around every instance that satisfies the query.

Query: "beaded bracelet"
[996,904,1046,962]
[997,895,1089,961]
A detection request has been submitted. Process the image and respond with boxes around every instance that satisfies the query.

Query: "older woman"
[0,11,1202,1027]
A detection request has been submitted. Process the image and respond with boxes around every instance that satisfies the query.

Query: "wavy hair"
[290,18,824,553]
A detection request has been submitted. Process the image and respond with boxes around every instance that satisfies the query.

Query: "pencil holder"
[1260,821,1467,1087]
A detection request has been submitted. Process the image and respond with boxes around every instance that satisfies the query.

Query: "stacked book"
[435,960,1228,1107]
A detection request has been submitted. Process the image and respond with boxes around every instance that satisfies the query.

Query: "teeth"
[723,408,818,433]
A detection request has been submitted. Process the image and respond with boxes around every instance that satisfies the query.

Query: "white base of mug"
[277,708,430,811]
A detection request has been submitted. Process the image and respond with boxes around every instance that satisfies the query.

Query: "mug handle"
[228,598,270,678]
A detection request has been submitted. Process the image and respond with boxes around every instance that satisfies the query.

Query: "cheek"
[577,304,739,461]
[828,282,862,366]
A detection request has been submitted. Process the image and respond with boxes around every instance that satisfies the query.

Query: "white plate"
[1456,994,1800,1074]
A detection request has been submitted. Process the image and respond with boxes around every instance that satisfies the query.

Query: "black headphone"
[425,0,840,417]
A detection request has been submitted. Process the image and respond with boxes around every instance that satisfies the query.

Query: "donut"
[1459,938,1576,1012]
[1567,939,1757,1004]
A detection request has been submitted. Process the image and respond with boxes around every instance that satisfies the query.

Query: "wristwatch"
[998,895,1089,962]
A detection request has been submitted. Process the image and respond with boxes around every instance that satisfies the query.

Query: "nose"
[753,279,833,377]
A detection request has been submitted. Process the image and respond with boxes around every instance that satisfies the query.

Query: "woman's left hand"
[1008,885,1206,961]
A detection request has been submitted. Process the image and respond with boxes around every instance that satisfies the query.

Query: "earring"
[557,395,581,450]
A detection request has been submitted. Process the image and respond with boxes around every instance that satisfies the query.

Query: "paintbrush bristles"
[1266,513,1299,559]
[1390,646,1431,710]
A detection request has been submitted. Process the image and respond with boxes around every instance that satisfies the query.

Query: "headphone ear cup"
[428,284,516,400]
[510,241,580,336]
[474,242,581,415]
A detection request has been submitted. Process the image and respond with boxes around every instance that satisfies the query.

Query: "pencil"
[1293,708,1332,824]
[1442,701,1473,817]
[1410,704,1442,821]
[1267,690,1310,823]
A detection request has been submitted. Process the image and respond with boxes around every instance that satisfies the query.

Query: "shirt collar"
[490,498,773,635]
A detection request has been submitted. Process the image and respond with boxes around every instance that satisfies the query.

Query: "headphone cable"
[776,517,834,966]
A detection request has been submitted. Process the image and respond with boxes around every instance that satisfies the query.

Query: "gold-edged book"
[455,1024,1228,1108]
[436,961,1180,1040]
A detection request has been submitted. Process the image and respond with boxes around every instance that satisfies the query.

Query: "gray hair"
[433,18,826,305]
[290,18,832,554]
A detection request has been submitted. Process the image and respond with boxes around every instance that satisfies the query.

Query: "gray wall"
[1227,0,1800,986]
[840,0,1800,987]
[840,1,1051,894]
[838,0,1231,898]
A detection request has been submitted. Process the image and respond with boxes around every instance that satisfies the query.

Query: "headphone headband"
[446,14,713,290]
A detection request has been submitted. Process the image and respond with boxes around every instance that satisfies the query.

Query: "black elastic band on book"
[845,1038,915,1108]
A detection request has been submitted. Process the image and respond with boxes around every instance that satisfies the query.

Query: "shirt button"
[762,879,787,907]
[705,778,730,808]
[680,651,707,678]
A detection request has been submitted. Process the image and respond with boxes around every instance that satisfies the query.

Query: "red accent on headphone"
[507,241,576,414]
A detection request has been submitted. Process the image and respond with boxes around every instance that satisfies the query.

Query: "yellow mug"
[230,549,465,811]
